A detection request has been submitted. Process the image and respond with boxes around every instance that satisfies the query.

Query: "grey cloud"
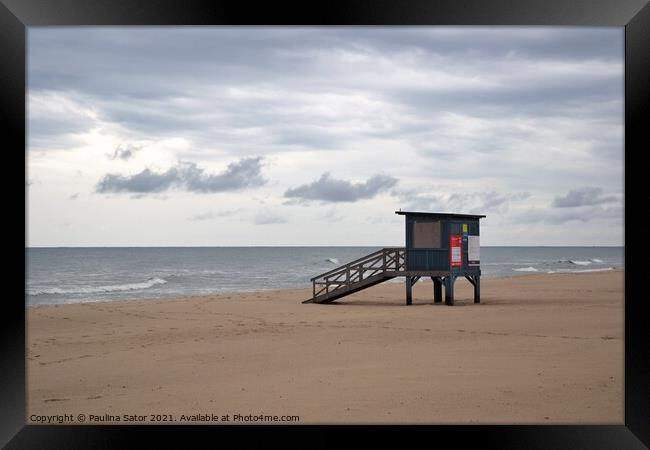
[394,189,530,214]
[553,187,617,208]
[183,157,266,193]
[28,28,622,98]
[269,124,344,149]
[29,111,94,136]
[515,205,623,224]
[393,191,447,212]
[476,191,531,210]
[28,106,97,150]
[96,157,266,194]
[284,173,398,203]
[188,208,242,221]
[130,193,169,200]
[97,167,180,194]
[111,143,143,160]
[253,211,288,225]
[339,28,623,62]
[28,28,623,157]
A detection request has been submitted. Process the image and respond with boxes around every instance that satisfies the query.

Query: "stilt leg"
[474,275,480,304]
[445,276,455,306]
[405,276,413,306]
[432,277,442,303]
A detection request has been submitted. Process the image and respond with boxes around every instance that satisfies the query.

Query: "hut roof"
[395,211,486,219]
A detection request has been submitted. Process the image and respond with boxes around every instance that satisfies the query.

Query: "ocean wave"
[28,277,168,296]
[590,259,604,263]
[557,260,593,265]
[162,269,230,278]
[326,258,340,265]
[484,262,524,266]
[571,267,614,273]
[548,267,614,274]
[513,267,538,272]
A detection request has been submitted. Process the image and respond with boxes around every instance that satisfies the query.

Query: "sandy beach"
[27,270,624,424]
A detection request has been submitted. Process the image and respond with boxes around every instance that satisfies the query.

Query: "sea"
[26,247,624,306]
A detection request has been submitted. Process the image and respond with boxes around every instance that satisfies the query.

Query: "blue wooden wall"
[404,214,481,275]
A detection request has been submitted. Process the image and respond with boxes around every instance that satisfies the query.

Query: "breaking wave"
[557,259,595,266]
[28,278,168,296]
[326,258,340,265]
[512,267,539,272]
[547,267,614,274]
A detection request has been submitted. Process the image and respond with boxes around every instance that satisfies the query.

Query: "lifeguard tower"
[303,211,485,306]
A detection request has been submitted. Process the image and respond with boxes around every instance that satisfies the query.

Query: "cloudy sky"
[27,27,624,247]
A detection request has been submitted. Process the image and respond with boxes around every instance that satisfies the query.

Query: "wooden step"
[305,273,395,304]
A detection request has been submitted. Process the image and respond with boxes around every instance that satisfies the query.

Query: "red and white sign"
[449,234,462,268]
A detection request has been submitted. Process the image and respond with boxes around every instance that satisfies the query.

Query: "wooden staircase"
[303,248,406,304]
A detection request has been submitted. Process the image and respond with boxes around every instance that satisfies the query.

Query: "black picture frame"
[3,0,648,448]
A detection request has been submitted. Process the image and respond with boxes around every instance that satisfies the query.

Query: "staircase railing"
[311,247,406,299]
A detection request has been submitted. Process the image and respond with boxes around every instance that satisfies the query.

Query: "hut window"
[413,221,441,248]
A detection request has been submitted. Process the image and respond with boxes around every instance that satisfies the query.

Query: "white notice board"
[451,246,461,264]
[468,235,480,265]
